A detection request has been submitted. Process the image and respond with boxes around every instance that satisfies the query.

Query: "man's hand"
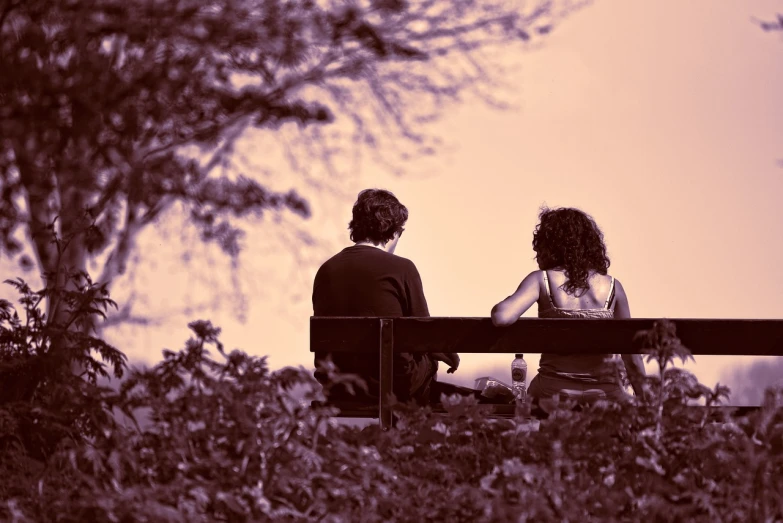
[433,352,460,374]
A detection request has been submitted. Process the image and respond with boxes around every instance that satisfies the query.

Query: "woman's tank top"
[537,271,618,383]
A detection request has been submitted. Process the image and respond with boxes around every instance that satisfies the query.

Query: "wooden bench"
[310,317,783,429]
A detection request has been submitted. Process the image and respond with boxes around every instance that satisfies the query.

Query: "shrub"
[1,277,781,522]
[0,271,125,502]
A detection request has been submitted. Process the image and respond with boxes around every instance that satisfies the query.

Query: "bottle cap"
[515,353,524,358]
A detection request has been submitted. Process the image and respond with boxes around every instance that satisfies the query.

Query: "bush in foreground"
[1,278,782,522]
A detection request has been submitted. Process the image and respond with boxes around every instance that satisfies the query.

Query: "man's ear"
[385,233,401,254]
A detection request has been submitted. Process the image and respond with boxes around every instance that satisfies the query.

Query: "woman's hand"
[621,353,649,402]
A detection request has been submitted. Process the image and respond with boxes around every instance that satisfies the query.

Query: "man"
[312,188,460,405]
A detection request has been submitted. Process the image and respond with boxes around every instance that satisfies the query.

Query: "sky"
[3,0,782,405]
[102,0,783,402]
[359,0,783,398]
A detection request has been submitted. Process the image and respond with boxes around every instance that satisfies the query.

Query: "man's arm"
[405,261,460,373]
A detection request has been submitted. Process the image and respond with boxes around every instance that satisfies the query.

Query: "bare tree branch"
[0,0,586,333]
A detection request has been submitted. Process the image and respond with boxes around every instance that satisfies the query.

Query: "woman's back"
[537,269,617,383]
[538,270,615,313]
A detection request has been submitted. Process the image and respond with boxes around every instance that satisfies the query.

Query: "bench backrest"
[310,317,783,427]
[311,317,783,356]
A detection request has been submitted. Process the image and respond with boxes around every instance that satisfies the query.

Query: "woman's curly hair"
[348,189,408,244]
[532,207,610,295]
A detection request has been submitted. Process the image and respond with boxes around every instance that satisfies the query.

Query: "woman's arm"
[491,271,541,326]
[613,280,648,400]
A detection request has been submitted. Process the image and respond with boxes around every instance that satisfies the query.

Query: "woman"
[491,207,647,404]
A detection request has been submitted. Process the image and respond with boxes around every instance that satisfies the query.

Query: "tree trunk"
[17,147,92,376]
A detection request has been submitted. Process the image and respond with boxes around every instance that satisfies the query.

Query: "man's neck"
[356,242,394,254]
[354,234,399,254]
[354,241,386,251]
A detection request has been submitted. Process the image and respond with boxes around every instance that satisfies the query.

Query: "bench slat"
[310,317,380,352]
[311,317,783,356]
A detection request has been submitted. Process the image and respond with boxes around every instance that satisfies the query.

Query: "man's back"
[313,244,431,403]
[313,245,429,317]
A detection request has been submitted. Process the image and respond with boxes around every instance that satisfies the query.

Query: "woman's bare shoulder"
[521,269,546,287]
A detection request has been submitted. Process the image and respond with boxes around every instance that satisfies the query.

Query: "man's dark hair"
[349,189,408,244]
[532,206,611,296]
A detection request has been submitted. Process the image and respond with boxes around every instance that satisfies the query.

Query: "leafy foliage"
[0,271,125,467]
[2,312,782,521]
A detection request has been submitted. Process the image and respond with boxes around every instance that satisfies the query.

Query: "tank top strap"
[603,276,616,309]
[542,271,555,307]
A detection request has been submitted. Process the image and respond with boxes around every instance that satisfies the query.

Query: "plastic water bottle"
[511,354,528,418]
[511,353,527,399]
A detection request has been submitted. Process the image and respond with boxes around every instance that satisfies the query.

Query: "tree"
[758,13,783,32]
[0,0,582,329]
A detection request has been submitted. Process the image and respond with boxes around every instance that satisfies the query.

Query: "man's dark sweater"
[312,245,435,403]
